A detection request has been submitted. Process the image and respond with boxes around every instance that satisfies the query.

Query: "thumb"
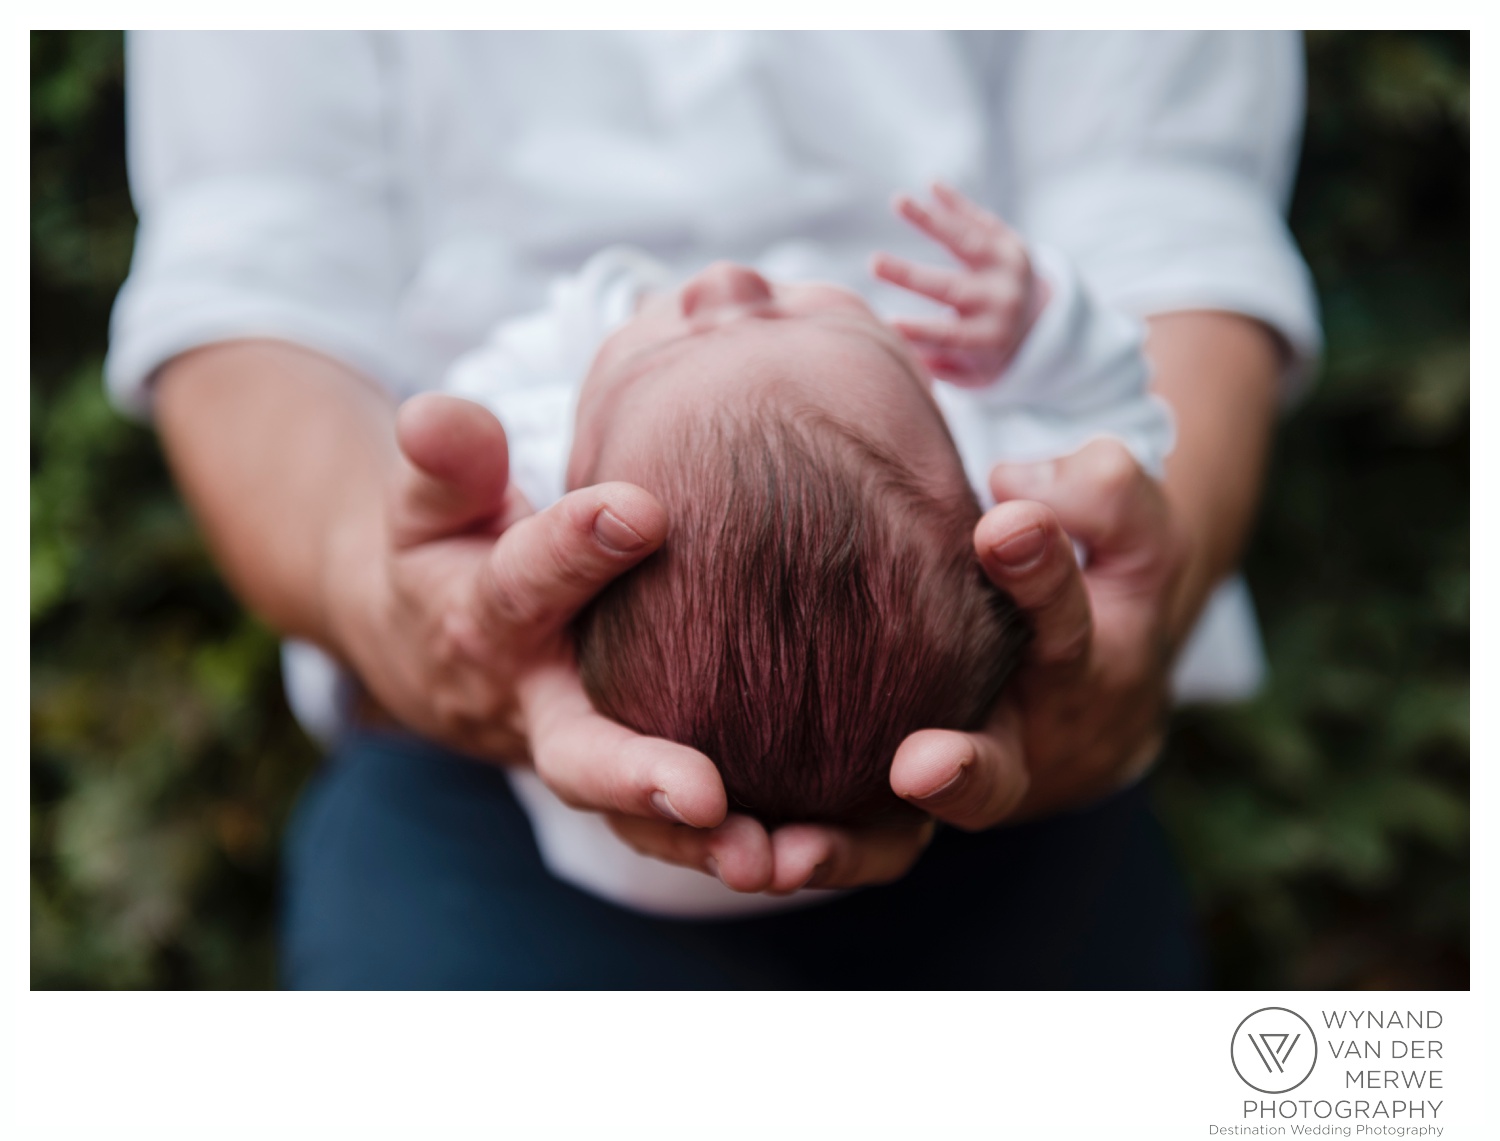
[390,393,513,548]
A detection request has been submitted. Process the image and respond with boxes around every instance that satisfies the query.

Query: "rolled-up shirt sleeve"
[1006,31,1322,392]
[106,31,413,419]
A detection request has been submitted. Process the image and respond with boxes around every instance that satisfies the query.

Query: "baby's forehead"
[640,316,919,413]
[578,306,964,497]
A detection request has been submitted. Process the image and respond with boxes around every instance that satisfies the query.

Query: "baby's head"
[570,263,1028,827]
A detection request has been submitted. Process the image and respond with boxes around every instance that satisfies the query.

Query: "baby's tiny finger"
[870,253,968,309]
[930,182,1001,233]
[917,350,979,384]
[890,317,994,353]
[931,182,1030,270]
[897,190,999,270]
[930,181,985,219]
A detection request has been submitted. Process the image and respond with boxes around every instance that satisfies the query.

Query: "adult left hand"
[889,438,1186,825]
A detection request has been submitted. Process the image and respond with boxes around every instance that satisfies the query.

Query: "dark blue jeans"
[280,729,1206,989]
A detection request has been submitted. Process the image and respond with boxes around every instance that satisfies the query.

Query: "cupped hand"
[331,392,728,831]
[891,437,1187,826]
[872,181,1047,386]
[604,809,937,895]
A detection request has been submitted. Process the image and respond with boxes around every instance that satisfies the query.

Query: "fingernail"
[651,790,687,824]
[594,508,647,553]
[914,766,966,803]
[705,856,722,881]
[989,526,1049,571]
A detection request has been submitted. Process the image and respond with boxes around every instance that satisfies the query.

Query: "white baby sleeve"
[933,242,1176,502]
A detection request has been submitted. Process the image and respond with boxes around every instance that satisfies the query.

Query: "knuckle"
[484,560,552,630]
[1009,535,1072,600]
[950,281,982,309]
[430,686,479,740]
[435,607,479,666]
[958,233,990,261]
[1034,617,1092,667]
[1083,440,1144,498]
[554,548,604,599]
[992,291,1024,323]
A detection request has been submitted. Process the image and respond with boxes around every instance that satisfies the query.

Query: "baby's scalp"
[572,299,1030,826]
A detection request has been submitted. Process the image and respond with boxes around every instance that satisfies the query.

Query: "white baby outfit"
[441,242,1178,917]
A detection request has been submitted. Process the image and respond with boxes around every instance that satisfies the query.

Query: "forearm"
[1144,311,1283,646]
[153,340,397,650]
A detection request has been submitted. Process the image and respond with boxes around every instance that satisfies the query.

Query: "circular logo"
[1230,1007,1318,1093]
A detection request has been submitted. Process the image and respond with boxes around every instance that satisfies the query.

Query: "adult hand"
[890,437,1186,824]
[368,396,894,894]
[332,392,729,831]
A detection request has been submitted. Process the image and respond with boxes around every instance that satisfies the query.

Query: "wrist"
[319,487,391,670]
[1023,275,1052,336]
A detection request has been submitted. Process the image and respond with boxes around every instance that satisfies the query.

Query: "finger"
[930,181,1029,269]
[770,819,936,892]
[390,393,513,547]
[973,498,1093,669]
[869,252,971,309]
[988,438,1173,570]
[890,317,998,354]
[890,703,1030,830]
[607,812,775,893]
[893,192,1000,270]
[478,481,668,634]
[521,663,728,828]
[917,351,986,387]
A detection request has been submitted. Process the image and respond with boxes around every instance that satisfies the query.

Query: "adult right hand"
[328,392,730,833]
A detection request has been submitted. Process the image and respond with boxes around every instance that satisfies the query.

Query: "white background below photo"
[8,990,1491,1138]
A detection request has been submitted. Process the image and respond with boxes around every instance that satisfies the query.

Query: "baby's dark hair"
[575,398,1029,827]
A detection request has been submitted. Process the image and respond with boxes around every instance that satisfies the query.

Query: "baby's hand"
[872,182,1047,387]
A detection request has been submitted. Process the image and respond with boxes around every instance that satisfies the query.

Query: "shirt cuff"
[1019,161,1323,401]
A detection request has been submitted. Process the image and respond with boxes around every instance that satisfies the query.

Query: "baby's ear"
[390,394,513,547]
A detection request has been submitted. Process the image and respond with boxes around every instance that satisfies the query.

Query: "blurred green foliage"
[31,31,316,988]
[31,31,1468,988]
[1156,31,1469,987]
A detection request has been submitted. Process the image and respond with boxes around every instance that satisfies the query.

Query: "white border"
[9,8,1489,1139]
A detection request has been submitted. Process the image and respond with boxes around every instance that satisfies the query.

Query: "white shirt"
[106,31,1322,914]
[441,241,1175,917]
[109,31,1319,412]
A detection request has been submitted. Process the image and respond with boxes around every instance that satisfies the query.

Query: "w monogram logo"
[1247,1031,1301,1074]
[1231,1008,1318,1094]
